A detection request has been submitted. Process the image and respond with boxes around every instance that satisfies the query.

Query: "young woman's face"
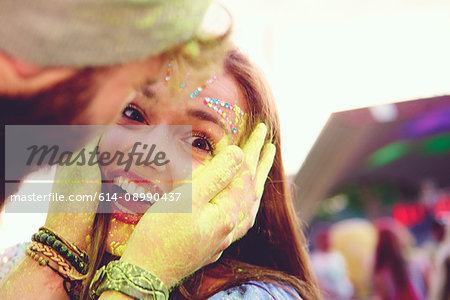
[98,69,248,256]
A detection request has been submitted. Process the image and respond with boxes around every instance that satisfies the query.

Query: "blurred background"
[227,1,450,299]
[2,0,450,298]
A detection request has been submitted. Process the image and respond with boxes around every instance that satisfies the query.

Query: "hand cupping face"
[94,63,275,289]
[120,124,275,288]
[98,65,252,256]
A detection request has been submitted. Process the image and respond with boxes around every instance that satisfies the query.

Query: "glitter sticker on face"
[164,62,246,134]
[203,97,245,134]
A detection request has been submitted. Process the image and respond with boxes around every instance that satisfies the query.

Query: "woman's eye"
[122,105,145,123]
[186,135,214,153]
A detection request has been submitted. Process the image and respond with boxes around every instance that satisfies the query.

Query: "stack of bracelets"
[26,226,89,299]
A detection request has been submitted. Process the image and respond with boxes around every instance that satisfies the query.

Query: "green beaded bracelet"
[32,229,89,275]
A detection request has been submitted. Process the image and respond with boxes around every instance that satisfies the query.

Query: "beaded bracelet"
[32,228,88,274]
[38,226,89,264]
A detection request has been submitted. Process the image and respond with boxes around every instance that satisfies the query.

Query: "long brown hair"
[81,50,321,299]
[171,50,321,299]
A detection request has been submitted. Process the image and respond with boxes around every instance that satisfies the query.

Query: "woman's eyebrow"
[187,108,230,134]
[140,85,156,98]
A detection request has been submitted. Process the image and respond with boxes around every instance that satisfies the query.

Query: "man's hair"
[1,67,111,206]
[1,67,112,125]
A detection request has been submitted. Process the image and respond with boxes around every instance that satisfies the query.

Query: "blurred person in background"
[310,224,354,299]
[372,218,426,300]
[330,218,377,299]
[429,222,450,300]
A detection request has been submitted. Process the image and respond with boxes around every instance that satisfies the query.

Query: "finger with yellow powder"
[233,142,276,240]
[191,145,243,208]
[207,124,275,251]
[242,123,268,176]
[44,137,102,252]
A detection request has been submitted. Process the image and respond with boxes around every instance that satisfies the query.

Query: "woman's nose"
[132,125,172,173]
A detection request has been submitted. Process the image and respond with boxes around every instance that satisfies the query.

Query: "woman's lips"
[105,171,163,225]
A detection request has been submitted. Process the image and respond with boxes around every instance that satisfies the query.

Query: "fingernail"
[268,143,276,153]
[263,143,276,161]
[256,123,267,135]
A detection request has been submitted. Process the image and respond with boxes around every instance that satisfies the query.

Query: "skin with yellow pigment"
[43,138,103,252]
[109,241,126,257]
[94,66,276,291]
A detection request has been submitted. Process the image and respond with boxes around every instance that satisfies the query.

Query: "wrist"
[90,260,169,300]
[44,213,94,251]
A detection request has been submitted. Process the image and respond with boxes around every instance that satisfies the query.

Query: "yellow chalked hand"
[44,137,103,252]
[119,123,276,288]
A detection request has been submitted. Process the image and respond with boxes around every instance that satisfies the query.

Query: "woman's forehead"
[143,72,247,122]
[128,63,250,142]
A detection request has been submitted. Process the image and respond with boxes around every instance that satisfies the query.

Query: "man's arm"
[0,256,69,299]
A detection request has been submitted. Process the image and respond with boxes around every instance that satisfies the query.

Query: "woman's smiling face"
[98,69,248,256]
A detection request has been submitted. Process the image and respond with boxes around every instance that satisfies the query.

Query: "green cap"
[0,0,213,67]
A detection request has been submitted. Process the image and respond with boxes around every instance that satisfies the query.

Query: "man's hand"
[119,123,275,288]
[44,138,102,251]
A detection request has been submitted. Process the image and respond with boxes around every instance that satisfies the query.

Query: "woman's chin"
[105,215,137,256]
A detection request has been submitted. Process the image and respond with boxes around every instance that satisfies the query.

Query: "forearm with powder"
[1,142,100,299]
[0,257,69,299]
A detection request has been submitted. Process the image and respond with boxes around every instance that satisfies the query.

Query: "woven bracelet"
[89,260,169,300]
[26,243,85,300]
[32,228,88,275]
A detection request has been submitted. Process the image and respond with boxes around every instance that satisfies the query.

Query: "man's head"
[0,0,220,125]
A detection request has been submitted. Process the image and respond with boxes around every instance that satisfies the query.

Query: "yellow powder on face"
[214,135,232,152]
[191,164,205,178]
[109,241,126,257]
[191,134,233,179]
[85,235,91,246]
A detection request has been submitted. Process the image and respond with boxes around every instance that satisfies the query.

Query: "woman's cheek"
[99,129,124,155]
